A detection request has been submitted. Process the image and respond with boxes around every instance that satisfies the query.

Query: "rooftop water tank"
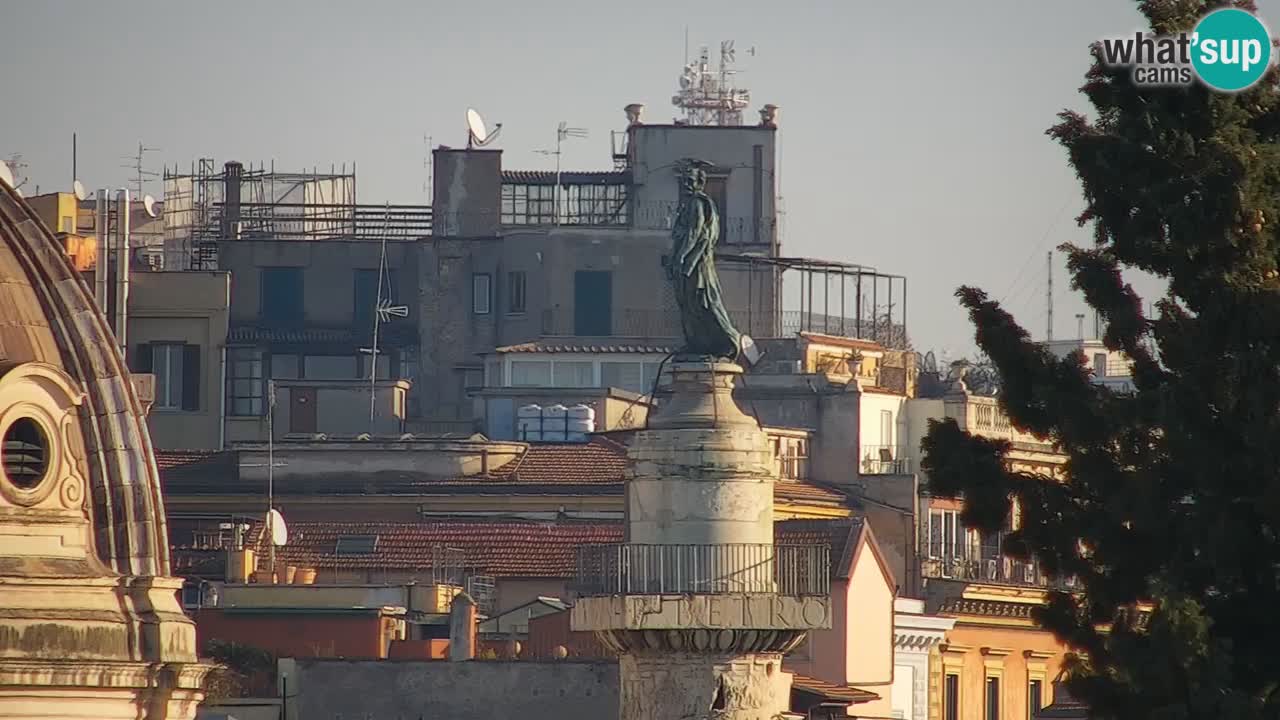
[542,404,568,442]
[517,404,543,442]
[566,404,595,442]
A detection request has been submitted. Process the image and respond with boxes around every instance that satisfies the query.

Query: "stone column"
[573,361,831,720]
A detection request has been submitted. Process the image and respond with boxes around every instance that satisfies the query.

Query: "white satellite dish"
[72,180,87,201]
[0,162,13,190]
[466,107,503,148]
[267,508,288,546]
[142,194,160,218]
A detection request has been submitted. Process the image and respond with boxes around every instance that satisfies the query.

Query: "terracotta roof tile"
[790,674,880,704]
[271,520,624,578]
[510,440,630,484]
[774,480,847,505]
[198,518,863,581]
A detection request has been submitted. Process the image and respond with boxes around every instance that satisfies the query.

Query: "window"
[473,273,491,315]
[2,418,49,489]
[602,361,643,394]
[270,353,300,380]
[359,354,391,380]
[304,355,359,380]
[1028,679,1043,719]
[354,268,396,330]
[507,271,527,314]
[944,674,959,720]
[642,362,664,394]
[60,215,74,233]
[399,348,419,383]
[510,360,552,387]
[334,534,379,555]
[985,677,1000,720]
[879,409,893,446]
[928,509,969,562]
[227,348,264,416]
[260,267,304,327]
[1093,352,1108,377]
[553,361,595,388]
[485,359,503,387]
[135,342,200,411]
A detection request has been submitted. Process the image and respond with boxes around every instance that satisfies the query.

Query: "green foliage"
[921,1,1280,717]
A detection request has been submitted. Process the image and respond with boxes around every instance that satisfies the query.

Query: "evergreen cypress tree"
[921,2,1280,717]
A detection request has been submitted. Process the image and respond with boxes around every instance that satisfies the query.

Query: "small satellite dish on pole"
[0,163,13,190]
[72,180,87,201]
[142,194,160,218]
[466,108,503,149]
[268,508,289,546]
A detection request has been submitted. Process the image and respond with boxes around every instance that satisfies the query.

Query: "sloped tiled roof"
[790,673,880,705]
[774,480,848,506]
[493,341,675,355]
[775,518,864,579]
[502,170,631,185]
[272,520,625,578]
[207,518,863,580]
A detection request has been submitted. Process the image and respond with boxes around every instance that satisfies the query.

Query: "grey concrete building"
[421,115,784,423]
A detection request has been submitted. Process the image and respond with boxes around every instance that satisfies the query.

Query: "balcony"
[860,445,911,475]
[921,553,1079,592]
[574,543,830,597]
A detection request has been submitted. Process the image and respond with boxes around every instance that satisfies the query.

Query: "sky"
[6,0,1278,357]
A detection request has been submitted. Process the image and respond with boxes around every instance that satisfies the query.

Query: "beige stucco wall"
[130,270,230,450]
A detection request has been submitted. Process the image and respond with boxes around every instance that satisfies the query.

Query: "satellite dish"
[142,194,160,218]
[0,162,12,190]
[72,180,87,201]
[466,107,503,148]
[267,508,288,546]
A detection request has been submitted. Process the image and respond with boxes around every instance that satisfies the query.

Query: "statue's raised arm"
[669,159,741,360]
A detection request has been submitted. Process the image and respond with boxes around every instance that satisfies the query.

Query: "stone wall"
[284,659,618,720]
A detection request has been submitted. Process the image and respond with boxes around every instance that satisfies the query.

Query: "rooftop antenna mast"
[672,39,752,126]
[361,204,410,431]
[536,123,588,225]
[1046,250,1054,342]
[121,142,161,199]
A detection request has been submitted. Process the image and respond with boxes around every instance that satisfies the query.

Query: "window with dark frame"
[226,347,264,417]
[354,268,396,330]
[508,271,526,314]
[259,267,304,328]
[473,273,491,315]
[133,342,201,411]
[944,674,959,720]
[500,182,629,226]
[1028,679,1043,719]
[985,677,1000,720]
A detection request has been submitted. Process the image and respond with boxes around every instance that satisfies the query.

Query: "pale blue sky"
[6,0,1274,356]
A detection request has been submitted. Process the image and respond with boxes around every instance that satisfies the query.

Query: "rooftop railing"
[574,543,830,597]
[920,552,1079,592]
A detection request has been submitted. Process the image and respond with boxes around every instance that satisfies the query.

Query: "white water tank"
[542,404,568,442]
[566,404,595,442]
[517,404,543,442]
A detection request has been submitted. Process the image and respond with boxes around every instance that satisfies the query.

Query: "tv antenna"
[121,142,161,198]
[534,122,588,225]
[2,155,29,191]
[361,203,410,431]
[466,108,502,149]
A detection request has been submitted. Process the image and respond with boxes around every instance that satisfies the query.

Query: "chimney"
[624,103,645,126]
[221,161,243,241]
[448,593,477,661]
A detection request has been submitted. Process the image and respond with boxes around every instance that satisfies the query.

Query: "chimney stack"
[448,593,477,661]
[221,161,243,241]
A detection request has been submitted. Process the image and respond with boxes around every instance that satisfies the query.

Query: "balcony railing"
[575,543,830,597]
[920,553,1080,592]
[538,307,902,344]
[860,445,911,475]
